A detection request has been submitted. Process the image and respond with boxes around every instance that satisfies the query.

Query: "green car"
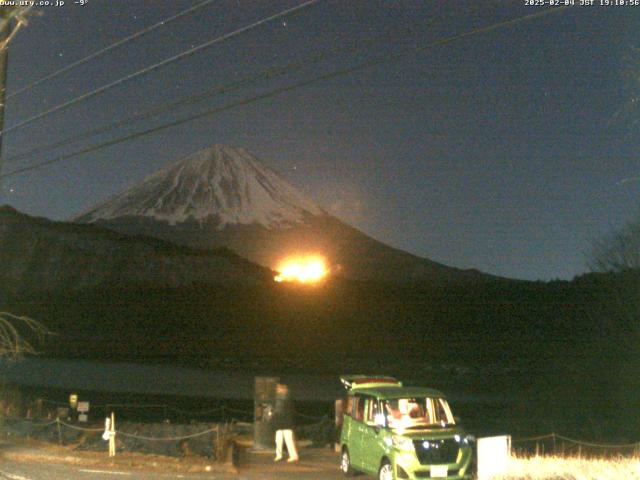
[339,376,473,480]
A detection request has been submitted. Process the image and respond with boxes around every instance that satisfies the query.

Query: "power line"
[7,0,217,100]
[0,6,570,181]
[0,0,320,136]
[4,6,430,166]
[3,1,496,166]
[3,47,341,165]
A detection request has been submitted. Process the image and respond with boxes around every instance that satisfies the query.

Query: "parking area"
[0,442,344,480]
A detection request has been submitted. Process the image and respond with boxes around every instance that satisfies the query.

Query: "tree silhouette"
[588,211,640,273]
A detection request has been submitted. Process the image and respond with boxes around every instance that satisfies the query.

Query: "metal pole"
[0,8,11,182]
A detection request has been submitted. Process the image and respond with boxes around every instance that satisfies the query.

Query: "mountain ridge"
[74,144,496,283]
[0,204,272,293]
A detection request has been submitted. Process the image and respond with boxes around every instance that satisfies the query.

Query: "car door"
[359,397,385,475]
[340,394,354,448]
[349,393,368,468]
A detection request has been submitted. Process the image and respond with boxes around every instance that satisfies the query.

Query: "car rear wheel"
[341,447,355,476]
[378,460,393,480]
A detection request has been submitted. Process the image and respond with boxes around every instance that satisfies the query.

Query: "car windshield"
[382,397,454,430]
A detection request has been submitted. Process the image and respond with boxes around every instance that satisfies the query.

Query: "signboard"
[56,407,69,419]
[78,413,88,423]
[477,435,511,480]
[77,401,90,413]
[69,394,78,409]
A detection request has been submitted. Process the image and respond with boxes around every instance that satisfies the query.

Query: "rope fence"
[116,427,220,442]
[1,416,237,459]
[26,423,640,453]
[512,432,640,457]
[16,415,640,461]
[18,402,640,454]
[15,400,639,454]
[2,412,332,447]
[32,397,326,423]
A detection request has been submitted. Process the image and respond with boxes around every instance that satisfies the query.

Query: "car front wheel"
[341,447,355,476]
[378,460,393,480]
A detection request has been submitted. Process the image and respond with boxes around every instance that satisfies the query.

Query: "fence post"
[552,433,556,455]
[215,423,220,460]
[56,418,62,446]
[109,411,116,457]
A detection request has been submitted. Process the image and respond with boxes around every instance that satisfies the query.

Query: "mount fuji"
[77,145,323,229]
[75,145,489,283]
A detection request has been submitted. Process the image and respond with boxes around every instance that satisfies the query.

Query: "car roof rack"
[340,375,403,390]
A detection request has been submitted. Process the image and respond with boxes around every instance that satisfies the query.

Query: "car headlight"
[391,435,414,451]
[454,434,473,445]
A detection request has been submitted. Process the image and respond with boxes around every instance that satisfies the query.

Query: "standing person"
[273,383,299,463]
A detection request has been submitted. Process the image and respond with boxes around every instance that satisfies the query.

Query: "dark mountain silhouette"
[0,205,272,294]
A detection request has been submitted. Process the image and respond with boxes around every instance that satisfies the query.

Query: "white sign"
[78,413,88,423]
[477,435,511,480]
[77,401,90,413]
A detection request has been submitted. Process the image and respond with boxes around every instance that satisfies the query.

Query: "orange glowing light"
[274,256,328,283]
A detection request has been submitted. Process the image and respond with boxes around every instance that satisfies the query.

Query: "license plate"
[430,465,448,478]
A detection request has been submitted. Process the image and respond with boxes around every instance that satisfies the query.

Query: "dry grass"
[496,454,640,480]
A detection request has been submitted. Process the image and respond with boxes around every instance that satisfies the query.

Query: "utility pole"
[0,7,13,168]
[0,6,32,192]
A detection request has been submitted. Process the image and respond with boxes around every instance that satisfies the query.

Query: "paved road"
[236,448,344,479]
[0,448,345,479]
[0,461,214,479]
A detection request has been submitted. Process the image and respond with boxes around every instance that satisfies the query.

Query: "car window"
[384,396,454,430]
[435,398,454,424]
[345,395,353,417]
[366,398,381,424]
[354,395,365,422]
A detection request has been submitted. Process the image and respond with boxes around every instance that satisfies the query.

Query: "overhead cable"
[0,6,570,180]
[7,0,217,99]
[0,0,321,135]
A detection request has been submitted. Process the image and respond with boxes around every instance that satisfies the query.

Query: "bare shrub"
[0,312,48,360]
[588,216,640,273]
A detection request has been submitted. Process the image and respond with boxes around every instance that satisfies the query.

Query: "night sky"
[1,0,639,281]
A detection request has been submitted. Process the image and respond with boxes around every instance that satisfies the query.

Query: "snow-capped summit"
[77,145,323,228]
